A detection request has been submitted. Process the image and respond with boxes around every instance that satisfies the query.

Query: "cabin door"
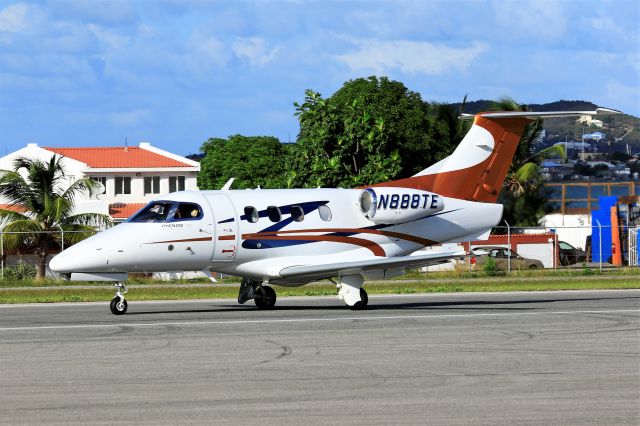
[205,193,239,261]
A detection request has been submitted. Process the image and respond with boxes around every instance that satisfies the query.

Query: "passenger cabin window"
[173,203,202,220]
[129,202,173,222]
[267,206,281,222]
[245,206,259,223]
[291,205,304,222]
[318,205,332,221]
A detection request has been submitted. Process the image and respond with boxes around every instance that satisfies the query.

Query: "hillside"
[447,99,640,151]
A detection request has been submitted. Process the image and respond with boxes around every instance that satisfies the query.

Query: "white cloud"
[492,0,566,41]
[0,2,43,33]
[232,37,279,67]
[336,39,488,75]
[187,32,231,72]
[109,109,151,127]
[603,80,640,114]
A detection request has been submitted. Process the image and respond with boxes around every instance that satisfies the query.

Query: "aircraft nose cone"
[49,249,75,273]
[49,240,109,273]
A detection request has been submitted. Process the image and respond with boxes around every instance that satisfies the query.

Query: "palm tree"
[489,96,566,196]
[434,95,472,147]
[0,156,112,279]
[488,97,566,226]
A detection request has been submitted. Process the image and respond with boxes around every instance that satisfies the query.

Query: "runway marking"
[0,309,638,332]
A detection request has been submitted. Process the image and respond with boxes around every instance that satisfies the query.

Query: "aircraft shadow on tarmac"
[124,295,638,316]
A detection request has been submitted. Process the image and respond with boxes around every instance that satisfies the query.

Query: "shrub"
[483,257,498,277]
[3,261,37,280]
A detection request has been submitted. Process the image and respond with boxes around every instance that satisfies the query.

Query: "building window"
[91,177,107,194]
[115,177,131,195]
[169,176,186,192]
[144,176,160,195]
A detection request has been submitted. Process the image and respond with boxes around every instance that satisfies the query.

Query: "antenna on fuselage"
[221,178,235,190]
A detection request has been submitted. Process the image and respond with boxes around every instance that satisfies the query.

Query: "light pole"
[595,219,603,272]
[504,220,511,272]
[55,224,64,252]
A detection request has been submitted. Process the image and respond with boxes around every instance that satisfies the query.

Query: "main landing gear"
[238,278,277,309]
[337,274,368,310]
[110,282,128,315]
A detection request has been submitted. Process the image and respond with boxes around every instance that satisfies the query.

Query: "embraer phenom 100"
[50,108,619,314]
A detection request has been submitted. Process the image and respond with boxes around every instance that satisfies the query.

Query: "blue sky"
[0,0,638,156]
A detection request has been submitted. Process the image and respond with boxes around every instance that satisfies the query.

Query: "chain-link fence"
[2,224,639,278]
[1,230,98,278]
[451,224,640,272]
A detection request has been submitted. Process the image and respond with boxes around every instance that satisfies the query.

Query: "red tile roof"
[44,147,191,168]
[109,203,146,219]
[0,204,28,214]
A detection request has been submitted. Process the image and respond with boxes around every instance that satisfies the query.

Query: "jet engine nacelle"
[359,187,444,224]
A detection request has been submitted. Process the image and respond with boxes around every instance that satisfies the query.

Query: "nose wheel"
[110,282,128,315]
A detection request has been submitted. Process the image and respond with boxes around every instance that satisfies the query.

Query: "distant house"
[577,115,604,128]
[583,132,606,141]
[0,142,200,221]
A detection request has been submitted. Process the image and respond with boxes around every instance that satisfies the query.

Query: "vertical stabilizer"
[372,108,620,203]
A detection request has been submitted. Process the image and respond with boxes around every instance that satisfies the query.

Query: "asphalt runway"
[1,290,638,425]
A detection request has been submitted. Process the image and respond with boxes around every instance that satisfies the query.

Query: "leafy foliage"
[198,135,291,189]
[0,156,112,279]
[3,261,36,280]
[289,76,452,187]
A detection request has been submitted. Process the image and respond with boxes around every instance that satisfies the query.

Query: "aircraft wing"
[278,251,466,281]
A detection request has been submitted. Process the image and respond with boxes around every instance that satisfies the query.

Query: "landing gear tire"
[110,297,128,315]
[254,286,276,309]
[349,288,368,310]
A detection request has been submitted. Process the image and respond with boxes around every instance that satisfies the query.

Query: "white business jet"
[50,108,619,314]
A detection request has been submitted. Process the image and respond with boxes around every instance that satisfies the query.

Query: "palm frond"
[514,162,540,182]
[0,170,38,210]
[59,224,98,244]
[62,212,113,229]
[61,177,101,205]
[532,144,566,161]
[489,96,525,112]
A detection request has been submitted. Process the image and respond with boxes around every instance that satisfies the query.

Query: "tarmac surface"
[0,290,638,425]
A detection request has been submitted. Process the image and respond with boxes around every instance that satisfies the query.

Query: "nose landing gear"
[110,282,128,315]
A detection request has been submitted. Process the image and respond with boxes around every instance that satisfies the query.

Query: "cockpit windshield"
[128,201,203,223]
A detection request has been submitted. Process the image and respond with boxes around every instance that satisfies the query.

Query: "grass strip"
[1,278,638,304]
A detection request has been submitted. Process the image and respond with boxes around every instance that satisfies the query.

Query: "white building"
[577,115,604,128]
[0,142,200,221]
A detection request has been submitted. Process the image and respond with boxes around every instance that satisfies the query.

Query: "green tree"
[198,135,290,190]
[0,156,112,279]
[290,76,451,188]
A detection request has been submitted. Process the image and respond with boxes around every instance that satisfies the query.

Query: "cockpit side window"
[129,202,174,223]
[244,206,259,223]
[173,203,203,221]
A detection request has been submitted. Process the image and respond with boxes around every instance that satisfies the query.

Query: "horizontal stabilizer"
[459,108,621,120]
[279,251,466,280]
